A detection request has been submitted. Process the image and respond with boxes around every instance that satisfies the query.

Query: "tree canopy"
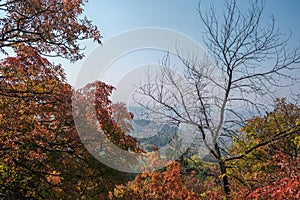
[0,0,101,61]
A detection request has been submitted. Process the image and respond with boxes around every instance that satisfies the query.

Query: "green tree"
[228,99,300,199]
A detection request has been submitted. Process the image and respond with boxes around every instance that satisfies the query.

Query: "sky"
[63,0,300,103]
[83,0,300,44]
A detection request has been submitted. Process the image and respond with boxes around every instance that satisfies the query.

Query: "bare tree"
[135,0,300,195]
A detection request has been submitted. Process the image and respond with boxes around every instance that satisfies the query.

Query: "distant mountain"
[131,119,177,150]
[127,106,232,160]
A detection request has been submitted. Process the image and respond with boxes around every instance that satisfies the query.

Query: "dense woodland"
[0,0,299,199]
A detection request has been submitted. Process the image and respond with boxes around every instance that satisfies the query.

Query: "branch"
[225,125,300,161]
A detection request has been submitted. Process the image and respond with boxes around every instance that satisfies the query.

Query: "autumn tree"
[0,0,101,61]
[0,46,75,198]
[72,81,142,159]
[0,1,143,198]
[111,162,200,200]
[228,99,300,199]
[67,81,142,198]
[0,46,143,199]
[136,0,300,196]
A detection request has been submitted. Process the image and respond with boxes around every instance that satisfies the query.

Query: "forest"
[0,0,299,199]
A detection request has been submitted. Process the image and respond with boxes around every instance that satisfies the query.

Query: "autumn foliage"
[0,47,299,200]
[0,46,73,198]
[0,47,142,198]
[111,162,200,200]
[0,0,101,61]
[109,99,300,200]
[73,81,141,152]
[1,0,299,199]
[229,99,300,199]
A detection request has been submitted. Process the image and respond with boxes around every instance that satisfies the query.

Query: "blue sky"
[64,0,300,98]
[84,0,300,44]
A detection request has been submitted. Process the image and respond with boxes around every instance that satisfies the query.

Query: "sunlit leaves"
[0,46,74,198]
[0,0,101,61]
[111,162,200,200]
[229,99,300,199]
[0,48,140,198]
[73,81,141,153]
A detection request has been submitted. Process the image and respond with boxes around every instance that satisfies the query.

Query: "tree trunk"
[219,161,230,196]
